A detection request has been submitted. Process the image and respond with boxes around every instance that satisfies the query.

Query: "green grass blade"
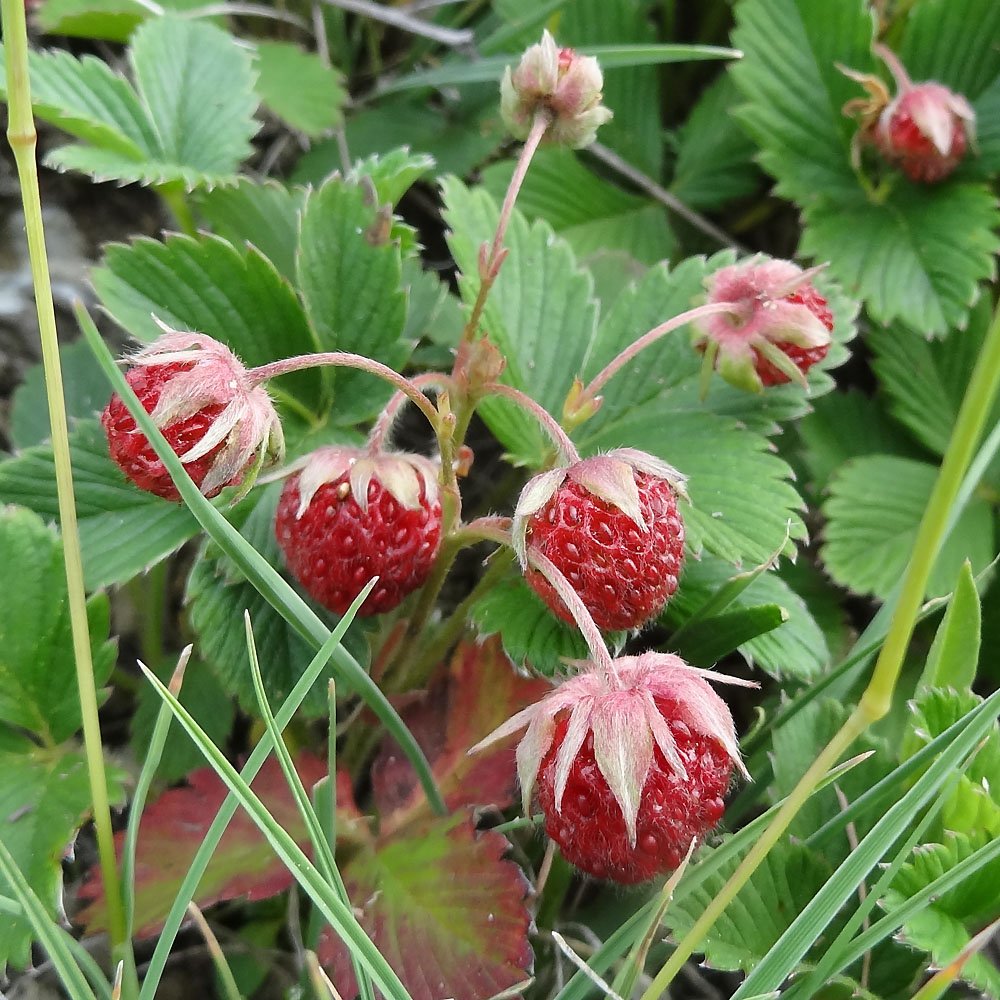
[244,613,375,1000]
[551,753,873,1000]
[138,585,376,1000]
[0,840,98,1000]
[76,304,444,818]
[379,44,741,93]
[732,688,1000,998]
[135,660,412,1000]
[122,648,190,938]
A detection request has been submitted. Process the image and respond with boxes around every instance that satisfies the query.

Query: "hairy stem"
[0,0,133,987]
[248,353,440,431]
[460,110,550,346]
[642,295,1000,998]
[366,373,455,452]
[484,383,581,463]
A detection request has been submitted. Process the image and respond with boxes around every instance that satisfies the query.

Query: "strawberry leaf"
[882,831,1000,996]
[75,754,354,937]
[253,41,346,137]
[319,817,532,1000]
[820,455,996,599]
[371,637,550,827]
[0,731,124,968]
[0,420,199,589]
[0,506,115,742]
[92,232,324,414]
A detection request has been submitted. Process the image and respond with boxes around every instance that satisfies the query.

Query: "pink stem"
[526,546,615,679]
[582,301,741,404]
[460,110,551,346]
[484,382,580,463]
[248,353,439,431]
[873,43,913,91]
[457,515,514,547]
[367,372,456,452]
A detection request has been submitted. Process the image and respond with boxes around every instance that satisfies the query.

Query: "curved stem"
[454,515,514,547]
[1,0,133,987]
[641,294,1000,1000]
[526,547,614,677]
[366,372,455,452]
[460,110,550,346]
[873,42,913,90]
[248,353,439,432]
[484,383,581,463]
[581,301,740,404]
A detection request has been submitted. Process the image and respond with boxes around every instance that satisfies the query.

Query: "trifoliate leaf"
[0,421,199,589]
[319,817,532,1000]
[93,232,324,413]
[882,832,1000,996]
[254,41,345,137]
[821,455,996,600]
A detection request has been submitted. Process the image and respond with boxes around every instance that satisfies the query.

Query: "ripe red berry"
[525,471,684,632]
[536,700,731,882]
[274,447,442,617]
[876,83,974,183]
[469,652,751,885]
[102,331,282,502]
[694,256,835,392]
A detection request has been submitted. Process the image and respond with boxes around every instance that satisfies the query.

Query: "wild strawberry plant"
[0,1,998,999]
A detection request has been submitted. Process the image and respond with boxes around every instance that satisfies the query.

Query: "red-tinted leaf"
[372,636,550,827]
[76,756,367,937]
[320,816,533,1000]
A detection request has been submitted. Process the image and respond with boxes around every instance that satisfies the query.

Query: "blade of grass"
[732,688,1000,998]
[0,840,98,1000]
[244,613,375,1000]
[138,581,376,1000]
[76,304,443,819]
[551,752,874,1000]
[122,647,190,937]
[135,659,412,1000]
[186,903,242,1000]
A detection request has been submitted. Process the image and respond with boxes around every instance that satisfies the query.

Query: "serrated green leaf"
[441,176,599,464]
[128,16,258,178]
[194,179,307,283]
[882,832,1000,996]
[10,338,107,449]
[897,0,1000,97]
[821,455,996,599]
[666,841,837,973]
[35,0,147,41]
[671,73,761,211]
[905,689,1000,836]
[0,507,115,744]
[470,575,599,677]
[0,732,120,968]
[800,182,999,336]
[662,555,829,680]
[796,388,927,491]
[254,41,345,137]
[186,484,370,718]
[296,178,409,425]
[730,0,875,207]
[871,297,1000,481]
[93,232,323,413]
[348,148,436,207]
[919,562,981,691]
[0,421,199,589]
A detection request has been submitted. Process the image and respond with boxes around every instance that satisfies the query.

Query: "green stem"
[157,182,197,237]
[0,0,132,987]
[642,296,1000,998]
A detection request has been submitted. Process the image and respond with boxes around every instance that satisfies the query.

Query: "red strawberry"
[471,652,751,884]
[513,449,686,632]
[275,447,442,617]
[102,329,282,501]
[694,256,834,393]
[875,83,974,183]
